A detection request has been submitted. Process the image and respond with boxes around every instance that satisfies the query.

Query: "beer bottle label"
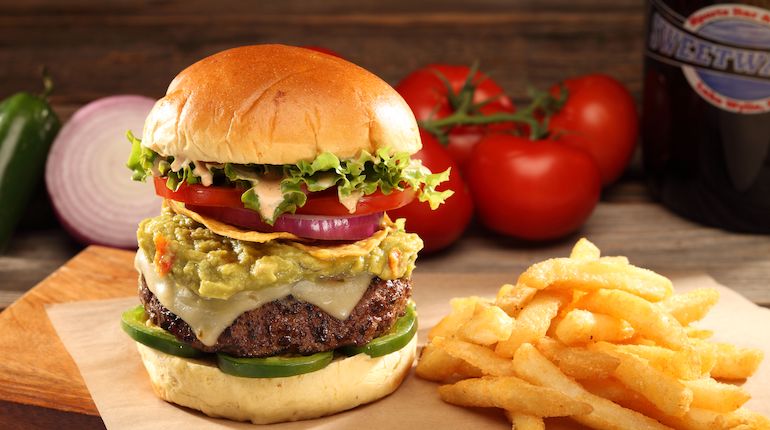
[647,1,770,114]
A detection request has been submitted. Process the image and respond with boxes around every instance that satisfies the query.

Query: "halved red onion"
[45,96,159,248]
[187,204,383,241]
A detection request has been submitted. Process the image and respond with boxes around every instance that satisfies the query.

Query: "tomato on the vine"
[548,74,638,186]
[389,131,473,253]
[466,135,601,241]
[395,65,515,171]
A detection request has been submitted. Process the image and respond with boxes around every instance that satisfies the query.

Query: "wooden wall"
[0,0,645,118]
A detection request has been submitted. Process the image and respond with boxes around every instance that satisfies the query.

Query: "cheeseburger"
[121,44,450,423]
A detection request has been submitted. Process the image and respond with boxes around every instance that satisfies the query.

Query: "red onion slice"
[187,204,383,241]
[46,96,159,248]
[274,212,384,241]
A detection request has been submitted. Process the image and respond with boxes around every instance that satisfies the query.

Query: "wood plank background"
[0,0,645,120]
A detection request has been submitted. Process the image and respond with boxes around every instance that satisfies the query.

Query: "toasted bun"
[135,335,417,424]
[141,45,421,164]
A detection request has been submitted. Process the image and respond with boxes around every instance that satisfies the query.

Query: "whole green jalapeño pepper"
[0,72,61,251]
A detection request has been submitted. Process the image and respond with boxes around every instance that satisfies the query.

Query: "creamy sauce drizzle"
[339,190,364,213]
[192,161,214,186]
[251,179,284,220]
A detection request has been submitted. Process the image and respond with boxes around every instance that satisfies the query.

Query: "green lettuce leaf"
[126,133,452,224]
[125,131,156,181]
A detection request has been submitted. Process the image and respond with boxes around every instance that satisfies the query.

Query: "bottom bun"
[136,335,417,424]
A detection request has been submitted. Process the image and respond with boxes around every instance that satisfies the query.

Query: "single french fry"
[603,343,704,380]
[710,343,764,379]
[495,292,565,358]
[609,349,693,417]
[433,336,515,377]
[658,288,719,325]
[693,341,718,376]
[684,378,750,413]
[496,283,538,317]
[416,342,481,382]
[512,344,670,430]
[685,326,714,340]
[429,296,482,340]
[438,376,592,417]
[518,257,673,302]
[579,377,661,416]
[536,338,620,380]
[570,238,601,260]
[554,309,635,345]
[508,412,545,430]
[599,256,630,265]
[575,289,688,349]
[458,302,514,345]
[723,408,770,430]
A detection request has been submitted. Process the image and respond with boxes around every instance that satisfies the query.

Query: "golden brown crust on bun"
[135,336,417,424]
[141,44,421,164]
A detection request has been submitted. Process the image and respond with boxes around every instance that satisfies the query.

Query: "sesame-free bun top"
[141,45,421,164]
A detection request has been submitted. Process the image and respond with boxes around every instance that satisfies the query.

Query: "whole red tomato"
[467,135,601,241]
[548,74,638,186]
[389,131,473,253]
[395,65,515,171]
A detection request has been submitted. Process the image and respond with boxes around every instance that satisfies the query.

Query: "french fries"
[433,336,515,377]
[495,292,565,357]
[536,338,619,380]
[554,309,635,345]
[417,238,768,430]
[575,289,688,349]
[710,342,764,380]
[518,257,673,301]
[608,349,693,417]
[505,411,545,430]
[428,296,481,340]
[513,344,670,430]
[438,376,592,417]
[458,302,514,345]
[684,378,750,413]
[659,288,719,325]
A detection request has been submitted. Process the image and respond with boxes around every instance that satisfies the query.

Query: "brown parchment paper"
[46,272,770,429]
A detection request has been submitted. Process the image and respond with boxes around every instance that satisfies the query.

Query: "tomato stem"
[40,66,54,100]
[419,81,569,142]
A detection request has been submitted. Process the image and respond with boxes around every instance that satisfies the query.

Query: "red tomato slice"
[153,176,416,216]
[153,176,244,207]
[295,188,416,216]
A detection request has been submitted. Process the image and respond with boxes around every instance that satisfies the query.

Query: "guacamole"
[137,208,424,300]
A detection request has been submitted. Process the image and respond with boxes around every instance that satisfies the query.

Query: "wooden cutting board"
[0,246,137,429]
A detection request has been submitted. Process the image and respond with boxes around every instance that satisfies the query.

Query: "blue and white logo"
[648,3,770,114]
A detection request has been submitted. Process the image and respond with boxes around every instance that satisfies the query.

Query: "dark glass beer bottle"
[642,0,770,232]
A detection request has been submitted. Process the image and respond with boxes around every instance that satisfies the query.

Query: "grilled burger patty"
[139,275,412,357]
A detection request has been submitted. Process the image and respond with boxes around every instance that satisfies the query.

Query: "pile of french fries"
[417,239,768,430]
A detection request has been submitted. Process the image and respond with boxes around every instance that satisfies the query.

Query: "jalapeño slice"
[121,305,203,358]
[217,351,334,378]
[341,301,417,358]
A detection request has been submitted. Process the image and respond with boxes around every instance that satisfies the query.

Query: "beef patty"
[139,275,412,357]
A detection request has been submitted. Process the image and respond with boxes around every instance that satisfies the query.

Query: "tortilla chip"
[166,200,304,243]
[165,201,397,258]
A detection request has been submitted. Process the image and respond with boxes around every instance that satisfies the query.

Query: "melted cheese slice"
[135,250,372,346]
